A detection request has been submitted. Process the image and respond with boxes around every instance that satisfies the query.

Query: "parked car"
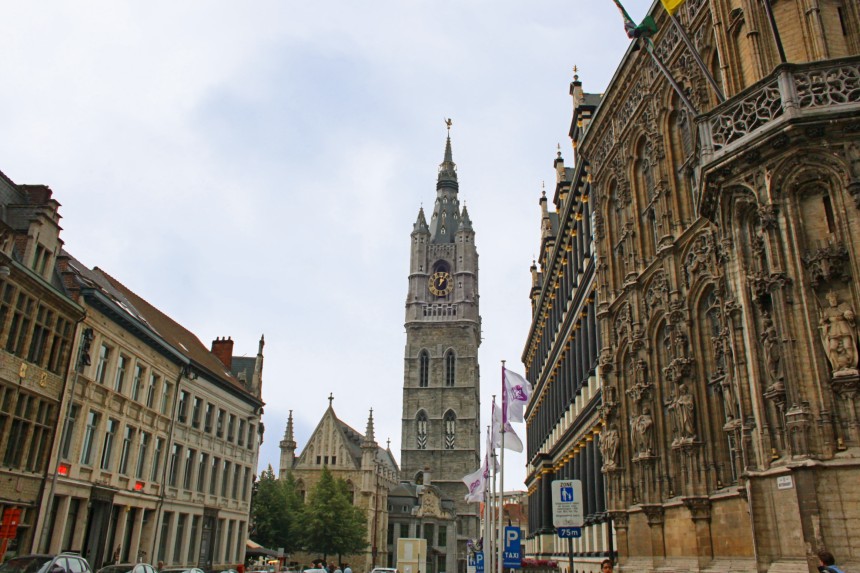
[160,568,205,573]
[0,554,93,573]
[369,569,397,573]
[97,564,157,573]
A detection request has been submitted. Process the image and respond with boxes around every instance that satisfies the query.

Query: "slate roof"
[61,250,262,404]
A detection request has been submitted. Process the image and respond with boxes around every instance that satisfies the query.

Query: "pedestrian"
[334,565,342,573]
[817,550,845,573]
[343,563,352,573]
[157,562,164,572]
[600,559,613,573]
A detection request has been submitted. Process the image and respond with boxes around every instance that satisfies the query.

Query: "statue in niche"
[631,405,654,458]
[600,423,620,469]
[819,291,858,376]
[761,314,784,391]
[636,359,649,388]
[672,383,696,440]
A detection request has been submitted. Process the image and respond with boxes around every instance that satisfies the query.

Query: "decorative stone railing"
[698,57,860,160]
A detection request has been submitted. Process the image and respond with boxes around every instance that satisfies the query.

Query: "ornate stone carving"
[818,291,858,376]
[670,383,697,444]
[709,78,783,151]
[641,504,665,526]
[757,203,779,230]
[614,302,633,344]
[803,242,850,288]
[600,423,621,471]
[683,497,712,521]
[761,314,785,397]
[645,271,669,316]
[795,62,860,109]
[631,404,655,459]
[684,234,713,287]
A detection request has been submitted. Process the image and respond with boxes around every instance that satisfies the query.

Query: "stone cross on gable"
[328,393,334,407]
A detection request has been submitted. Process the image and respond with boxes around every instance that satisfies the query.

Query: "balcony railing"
[698,57,860,160]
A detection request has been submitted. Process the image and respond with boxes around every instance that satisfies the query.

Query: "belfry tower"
[400,123,481,542]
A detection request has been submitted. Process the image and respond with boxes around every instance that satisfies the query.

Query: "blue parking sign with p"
[468,551,484,573]
[503,526,522,569]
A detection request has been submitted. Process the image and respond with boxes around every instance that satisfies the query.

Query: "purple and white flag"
[503,367,533,424]
[463,458,487,502]
[492,397,524,453]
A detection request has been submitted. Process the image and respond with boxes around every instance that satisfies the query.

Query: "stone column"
[608,512,629,564]
[684,497,713,568]
[641,505,666,564]
[129,507,145,563]
[49,495,72,553]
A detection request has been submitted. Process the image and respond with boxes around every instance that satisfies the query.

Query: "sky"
[0,0,652,490]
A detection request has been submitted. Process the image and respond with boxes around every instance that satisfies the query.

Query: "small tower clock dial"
[429,271,453,296]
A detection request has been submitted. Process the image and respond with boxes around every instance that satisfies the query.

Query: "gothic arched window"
[443,410,456,449]
[445,350,456,387]
[416,411,428,450]
[419,351,430,387]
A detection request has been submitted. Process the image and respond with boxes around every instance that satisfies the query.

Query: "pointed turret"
[363,408,376,446]
[459,205,473,232]
[413,207,430,235]
[279,410,297,478]
[251,334,264,398]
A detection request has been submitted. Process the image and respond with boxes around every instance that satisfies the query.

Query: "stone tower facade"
[400,130,481,547]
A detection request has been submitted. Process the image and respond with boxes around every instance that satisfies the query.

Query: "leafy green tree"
[303,467,368,562]
[282,471,306,554]
[250,465,292,550]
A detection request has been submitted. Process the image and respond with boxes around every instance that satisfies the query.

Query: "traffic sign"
[503,526,522,569]
[468,551,484,573]
[551,480,584,528]
[557,527,582,538]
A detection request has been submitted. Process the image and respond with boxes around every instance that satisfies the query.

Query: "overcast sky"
[1,0,650,490]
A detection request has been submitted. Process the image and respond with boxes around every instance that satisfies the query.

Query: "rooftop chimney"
[211,336,234,370]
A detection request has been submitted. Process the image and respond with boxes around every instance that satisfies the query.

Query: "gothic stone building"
[279,405,400,571]
[400,132,482,572]
[567,0,860,570]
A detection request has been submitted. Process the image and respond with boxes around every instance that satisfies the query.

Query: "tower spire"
[363,408,376,445]
[437,118,458,191]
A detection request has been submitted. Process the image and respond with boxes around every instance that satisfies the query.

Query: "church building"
[278,401,399,571]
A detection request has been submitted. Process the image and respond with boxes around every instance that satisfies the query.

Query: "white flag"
[492,398,524,453]
[503,368,532,424]
[463,459,487,502]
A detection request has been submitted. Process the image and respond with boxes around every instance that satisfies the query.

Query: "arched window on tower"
[416,411,428,450]
[444,410,456,449]
[419,350,430,387]
[445,350,456,387]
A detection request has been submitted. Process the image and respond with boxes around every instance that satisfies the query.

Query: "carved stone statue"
[631,405,654,458]
[819,291,858,375]
[761,315,784,389]
[600,424,620,470]
[673,383,696,440]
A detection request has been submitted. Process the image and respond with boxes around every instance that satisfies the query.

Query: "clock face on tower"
[429,271,453,297]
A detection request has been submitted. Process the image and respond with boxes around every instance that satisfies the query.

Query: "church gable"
[295,408,362,470]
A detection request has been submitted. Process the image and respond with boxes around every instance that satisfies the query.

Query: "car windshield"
[0,557,53,573]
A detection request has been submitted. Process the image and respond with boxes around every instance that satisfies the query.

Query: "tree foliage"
[303,467,368,560]
[250,466,304,553]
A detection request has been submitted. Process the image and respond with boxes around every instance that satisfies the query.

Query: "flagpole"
[498,362,506,573]
[485,426,493,573]
[643,38,698,115]
[666,12,725,102]
[489,398,497,573]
